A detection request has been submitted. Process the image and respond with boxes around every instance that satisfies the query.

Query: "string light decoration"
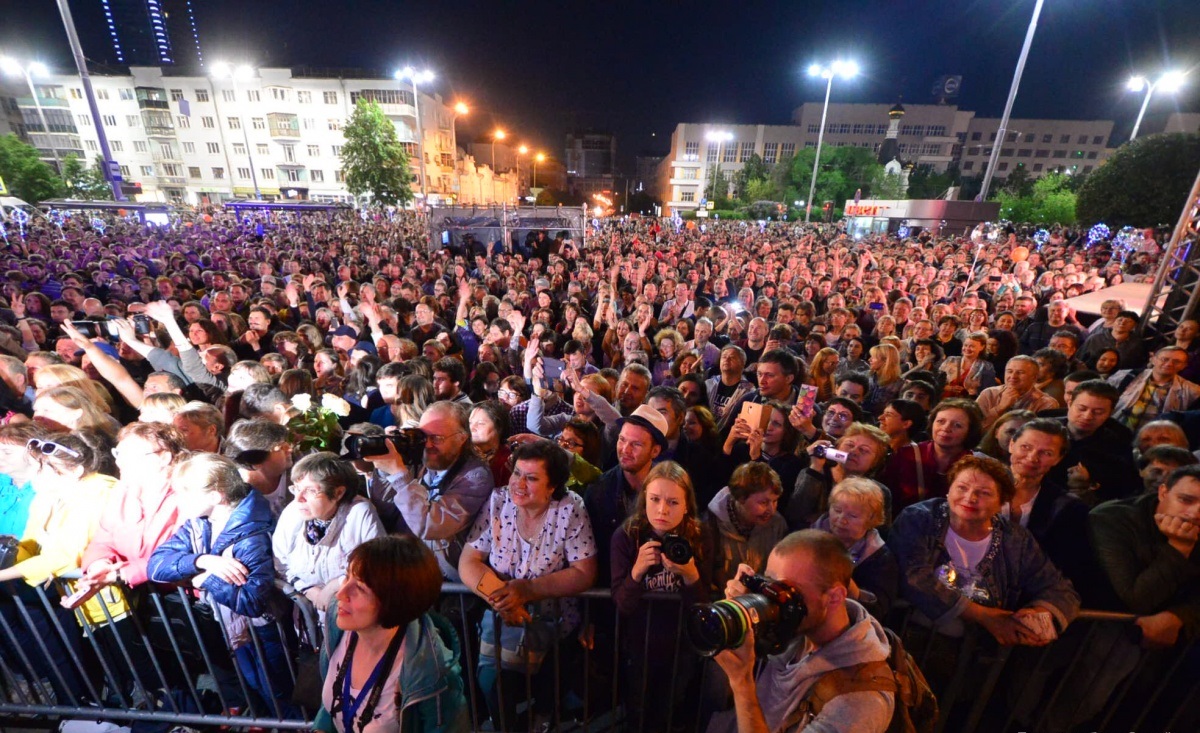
[1113,226,1140,263]
[1033,229,1050,250]
[1086,223,1111,249]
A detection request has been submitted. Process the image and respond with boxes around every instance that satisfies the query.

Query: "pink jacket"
[81,484,183,587]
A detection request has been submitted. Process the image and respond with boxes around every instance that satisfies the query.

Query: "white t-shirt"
[1001,492,1038,528]
[321,632,406,733]
[945,526,991,576]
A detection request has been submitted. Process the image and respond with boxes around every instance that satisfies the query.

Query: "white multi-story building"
[658,103,1117,215]
[0,65,513,205]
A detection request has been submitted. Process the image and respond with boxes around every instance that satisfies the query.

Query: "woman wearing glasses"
[0,432,118,702]
[273,452,385,613]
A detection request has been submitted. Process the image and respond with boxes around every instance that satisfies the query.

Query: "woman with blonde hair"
[812,477,900,617]
[864,343,904,416]
[34,385,115,434]
[33,363,114,413]
[805,347,840,403]
[139,392,187,424]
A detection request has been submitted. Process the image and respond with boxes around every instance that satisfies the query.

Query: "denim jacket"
[887,498,1080,631]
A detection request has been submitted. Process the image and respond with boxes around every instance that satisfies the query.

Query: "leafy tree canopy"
[1076,133,1200,226]
[0,134,64,203]
[340,100,414,207]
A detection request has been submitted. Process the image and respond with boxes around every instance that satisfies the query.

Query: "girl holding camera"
[611,460,713,732]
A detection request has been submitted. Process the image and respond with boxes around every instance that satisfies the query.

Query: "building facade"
[1164,112,1200,135]
[0,65,498,205]
[565,131,615,198]
[659,103,1117,215]
[91,0,205,67]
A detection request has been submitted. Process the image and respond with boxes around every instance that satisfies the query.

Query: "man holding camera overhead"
[365,400,493,581]
[708,530,894,733]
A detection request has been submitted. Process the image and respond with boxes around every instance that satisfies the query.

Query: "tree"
[907,164,959,199]
[0,134,64,203]
[1076,133,1200,226]
[788,146,886,208]
[733,153,771,201]
[872,169,908,200]
[703,167,734,209]
[340,99,413,207]
[1001,165,1034,198]
[61,155,113,200]
[995,171,1076,224]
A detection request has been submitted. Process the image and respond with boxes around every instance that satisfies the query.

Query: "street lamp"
[516,144,529,199]
[804,59,859,222]
[700,130,733,209]
[978,0,1045,202]
[451,102,468,204]
[395,67,435,206]
[534,152,545,190]
[1,58,62,171]
[491,129,506,203]
[211,62,260,199]
[1127,71,1186,140]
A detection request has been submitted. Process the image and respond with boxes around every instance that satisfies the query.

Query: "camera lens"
[686,595,776,657]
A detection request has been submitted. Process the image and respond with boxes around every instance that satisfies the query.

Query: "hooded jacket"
[314,606,468,733]
[706,487,789,595]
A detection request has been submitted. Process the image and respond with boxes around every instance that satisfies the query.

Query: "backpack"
[787,627,938,733]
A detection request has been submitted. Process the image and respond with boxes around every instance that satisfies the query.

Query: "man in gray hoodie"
[710,530,894,733]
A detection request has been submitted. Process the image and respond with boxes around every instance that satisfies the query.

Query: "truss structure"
[1140,167,1200,337]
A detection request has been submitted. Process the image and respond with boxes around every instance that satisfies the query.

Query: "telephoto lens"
[686,574,807,657]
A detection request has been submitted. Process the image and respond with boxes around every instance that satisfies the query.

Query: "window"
[68,87,81,99]
[852,124,864,135]
[233,143,246,155]
[1017,149,1032,158]
[141,165,154,176]
[962,161,974,171]
[261,168,275,180]
[222,89,235,102]
[170,89,183,101]
[1077,135,1087,144]
[1041,134,1053,143]
[683,141,699,161]
[310,170,324,183]
[256,144,269,155]
[188,166,201,178]
[807,124,819,134]
[1033,164,1044,172]
[119,165,130,177]
[1003,132,1016,143]
[160,143,174,158]
[1035,149,1049,158]
[195,89,210,102]
[970,131,982,141]
[111,141,124,152]
[126,115,140,127]
[213,167,225,179]
[1058,134,1069,144]
[252,118,265,130]
[680,191,695,202]
[763,142,778,164]
[989,132,998,142]
[283,168,302,182]
[177,115,190,128]
[332,145,343,156]
[706,143,718,163]
[327,119,341,131]
[722,144,736,163]
[780,142,796,158]
[77,114,91,127]
[335,169,346,182]
[324,91,338,104]
[308,144,320,157]
[237,167,251,179]
[1023,133,1035,143]
[675,167,697,180]
[929,125,947,136]
[97,89,109,100]
[119,88,135,101]
[247,90,260,102]
[86,140,98,151]
[128,140,143,153]
[1001,147,1014,156]
[1052,150,1067,159]
[804,141,816,149]
[1087,151,1098,159]
[270,87,288,101]
[202,116,215,128]
[297,91,312,103]
[302,118,316,130]
[229,117,242,129]
[998,162,1009,171]
[183,142,196,154]
[1092,135,1104,145]
[207,142,220,154]
[739,142,753,162]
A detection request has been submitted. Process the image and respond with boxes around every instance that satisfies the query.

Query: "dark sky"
[4,0,1198,169]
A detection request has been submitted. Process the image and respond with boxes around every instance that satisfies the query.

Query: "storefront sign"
[845,204,883,216]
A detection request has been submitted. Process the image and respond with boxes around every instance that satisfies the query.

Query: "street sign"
[106,160,123,182]
[706,201,715,210]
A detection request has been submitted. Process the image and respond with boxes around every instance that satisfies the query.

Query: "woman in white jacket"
[273,452,385,612]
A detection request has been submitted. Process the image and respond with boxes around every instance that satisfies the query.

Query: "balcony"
[152,152,182,163]
[16,96,68,109]
[137,98,170,110]
[156,175,186,186]
[266,113,300,139]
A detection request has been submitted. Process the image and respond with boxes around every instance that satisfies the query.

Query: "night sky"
[4,0,1198,169]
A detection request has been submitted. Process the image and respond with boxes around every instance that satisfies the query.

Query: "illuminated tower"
[95,0,204,67]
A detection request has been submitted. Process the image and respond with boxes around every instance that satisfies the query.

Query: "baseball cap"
[330,325,358,339]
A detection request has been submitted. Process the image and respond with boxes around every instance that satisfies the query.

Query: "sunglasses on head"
[27,438,81,459]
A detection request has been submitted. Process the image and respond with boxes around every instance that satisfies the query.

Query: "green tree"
[1002,165,1035,198]
[733,153,771,201]
[61,155,113,200]
[873,169,908,200]
[907,164,959,199]
[995,172,1076,224]
[788,146,885,208]
[0,134,64,203]
[703,166,734,209]
[340,99,413,207]
[1076,133,1200,226]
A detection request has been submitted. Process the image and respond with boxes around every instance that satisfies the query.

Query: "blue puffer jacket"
[887,498,1081,632]
[147,490,276,619]
[313,602,469,733]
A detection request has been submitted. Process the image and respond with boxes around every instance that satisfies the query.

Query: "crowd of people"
[0,207,1196,733]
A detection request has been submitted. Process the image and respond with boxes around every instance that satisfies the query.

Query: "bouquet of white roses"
[287,393,352,453]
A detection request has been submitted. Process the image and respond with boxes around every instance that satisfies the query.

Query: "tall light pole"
[517,144,528,200]
[451,102,468,203]
[978,0,1044,203]
[53,0,124,200]
[396,67,434,206]
[534,152,545,190]
[491,129,506,203]
[211,62,260,199]
[1127,71,1187,140]
[0,58,62,172]
[805,59,858,223]
[701,130,733,209]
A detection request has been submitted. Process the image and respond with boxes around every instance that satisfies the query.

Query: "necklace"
[517,508,549,543]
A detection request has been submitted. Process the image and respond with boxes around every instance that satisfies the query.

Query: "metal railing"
[1,577,1196,733]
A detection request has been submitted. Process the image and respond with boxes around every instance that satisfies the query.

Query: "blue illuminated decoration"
[1033,229,1050,250]
[1086,223,1111,249]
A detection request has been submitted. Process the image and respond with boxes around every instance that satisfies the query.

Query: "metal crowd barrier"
[2,576,1197,733]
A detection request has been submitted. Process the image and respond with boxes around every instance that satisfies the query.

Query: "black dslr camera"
[660,533,693,565]
[342,428,426,468]
[687,574,807,657]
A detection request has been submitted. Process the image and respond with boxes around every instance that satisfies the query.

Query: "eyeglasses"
[289,484,324,501]
[556,436,584,451]
[825,412,854,423]
[27,439,81,459]
[424,432,463,447]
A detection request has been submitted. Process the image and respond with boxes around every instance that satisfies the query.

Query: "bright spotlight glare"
[27,62,49,77]
[1126,76,1148,92]
[1159,71,1186,93]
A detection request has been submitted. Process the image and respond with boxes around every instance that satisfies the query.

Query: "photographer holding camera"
[364,401,493,581]
[707,531,895,733]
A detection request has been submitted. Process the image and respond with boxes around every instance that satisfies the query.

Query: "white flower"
[321,393,352,417]
[291,393,313,411]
